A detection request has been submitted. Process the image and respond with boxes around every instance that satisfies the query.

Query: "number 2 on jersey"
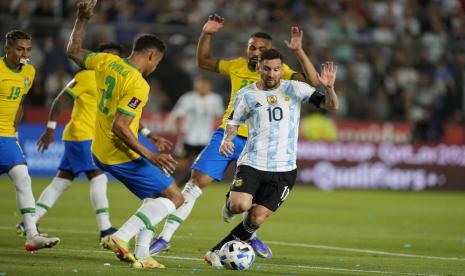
[98,76,115,115]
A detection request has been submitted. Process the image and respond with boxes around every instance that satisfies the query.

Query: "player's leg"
[86,169,116,239]
[95,156,183,267]
[34,170,73,223]
[151,129,234,255]
[8,164,61,250]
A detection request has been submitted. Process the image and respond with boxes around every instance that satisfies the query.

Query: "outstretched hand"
[202,14,225,35]
[37,129,55,152]
[316,62,337,88]
[77,0,97,20]
[284,26,304,52]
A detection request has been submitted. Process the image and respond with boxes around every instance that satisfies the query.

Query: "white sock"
[89,174,112,231]
[35,177,72,222]
[8,165,38,238]
[114,197,176,242]
[134,229,154,259]
[159,182,202,242]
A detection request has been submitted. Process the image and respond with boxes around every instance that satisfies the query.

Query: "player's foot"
[101,235,136,263]
[222,204,236,222]
[204,250,223,268]
[24,234,60,251]
[249,237,272,259]
[131,256,165,269]
[16,222,45,237]
[149,237,170,256]
[99,227,118,241]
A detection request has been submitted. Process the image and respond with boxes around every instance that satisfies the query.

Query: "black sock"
[211,217,259,251]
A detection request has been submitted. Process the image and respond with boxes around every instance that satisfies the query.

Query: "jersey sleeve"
[282,63,298,80]
[171,94,189,117]
[63,71,90,99]
[217,58,237,75]
[292,80,316,103]
[227,91,248,125]
[116,80,148,118]
[82,52,111,72]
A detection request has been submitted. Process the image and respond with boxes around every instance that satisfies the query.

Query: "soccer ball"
[219,240,256,270]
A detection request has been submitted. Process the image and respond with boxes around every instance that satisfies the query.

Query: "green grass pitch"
[0,177,464,275]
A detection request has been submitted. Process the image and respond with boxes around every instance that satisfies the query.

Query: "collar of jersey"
[122,58,142,74]
[2,56,22,73]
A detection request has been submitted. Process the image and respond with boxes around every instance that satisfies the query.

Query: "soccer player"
[66,1,184,269]
[169,75,224,182]
[205,49,338,267]
[0,30,60,251]
[151,14,320,258]
[16,43,125,240]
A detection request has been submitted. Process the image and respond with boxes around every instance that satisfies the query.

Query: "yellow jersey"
[62,70,98,141]
[83,52,149,165]
[0,57,35,137]
[217,57,296,137]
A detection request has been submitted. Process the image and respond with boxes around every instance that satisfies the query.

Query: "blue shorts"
[0,137,27,175]
[59,140,100,176]
[192,128,247,181]
[93,155,174,200]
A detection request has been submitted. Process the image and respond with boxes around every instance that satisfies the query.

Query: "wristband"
[141,127,151,137]
[47,121,57,129]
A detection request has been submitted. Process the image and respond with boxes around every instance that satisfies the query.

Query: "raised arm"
[113,112,177,174]
[316,62,339,110]
[37,89,74,152]
[66,0,96,67]
[196,14,224,71]
[284,26,319,86]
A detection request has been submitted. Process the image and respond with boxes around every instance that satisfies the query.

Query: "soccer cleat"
[24,235,60,251]
[99,227,118,241]
[249,237,272,259]
[101,235,136,263]
[131,256,165,269]
[204,250,223,268]
[149,237,170,256]
[16,222,45,237]
[222,204,236,223]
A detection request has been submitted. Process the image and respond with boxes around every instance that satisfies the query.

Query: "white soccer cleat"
[222,204,236,223]
[204,250,223,268]
[24,235,60,251]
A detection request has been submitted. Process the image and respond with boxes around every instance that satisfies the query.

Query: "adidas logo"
[255,102,262,107]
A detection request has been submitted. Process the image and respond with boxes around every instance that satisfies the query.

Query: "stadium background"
[1,0,465,190]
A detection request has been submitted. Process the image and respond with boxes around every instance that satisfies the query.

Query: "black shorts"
[230,165,297,212]
[183,143,205,158]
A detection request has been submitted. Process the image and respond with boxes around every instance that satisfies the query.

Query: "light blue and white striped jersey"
[228,80,316,172]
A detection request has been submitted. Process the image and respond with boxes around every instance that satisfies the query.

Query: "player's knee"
[250,212,269,225]
[229,201,252,213]
[170,192,185,209]
[190,170,212,190]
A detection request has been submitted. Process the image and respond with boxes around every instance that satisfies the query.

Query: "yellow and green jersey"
[0,57,35,137]
[83,52,149,165]
[62,70,98,141]
[216,57,296,137]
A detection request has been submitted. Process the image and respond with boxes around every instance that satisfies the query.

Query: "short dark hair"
[133,34,166,53]
[250,32,272,42]
[5,30,31,43]
[96,42,124,53]
[259,48,283,63]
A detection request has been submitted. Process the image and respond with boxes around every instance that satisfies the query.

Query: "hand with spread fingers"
[77,0,97,20]
[284,26,304,52]
[37,129,55,152]
[202,14,225,35]
[316,62,337,89]
[149,153,177,175]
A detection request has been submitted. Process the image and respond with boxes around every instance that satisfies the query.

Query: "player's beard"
[264,78,279,90]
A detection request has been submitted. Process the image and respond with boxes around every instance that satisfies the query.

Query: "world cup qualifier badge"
[128,97,142,109]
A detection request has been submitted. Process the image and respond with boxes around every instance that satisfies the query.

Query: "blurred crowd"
[1,0,465,141]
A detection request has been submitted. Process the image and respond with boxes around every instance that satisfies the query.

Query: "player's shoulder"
[221,57,247,67]
[75,69,95,79]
